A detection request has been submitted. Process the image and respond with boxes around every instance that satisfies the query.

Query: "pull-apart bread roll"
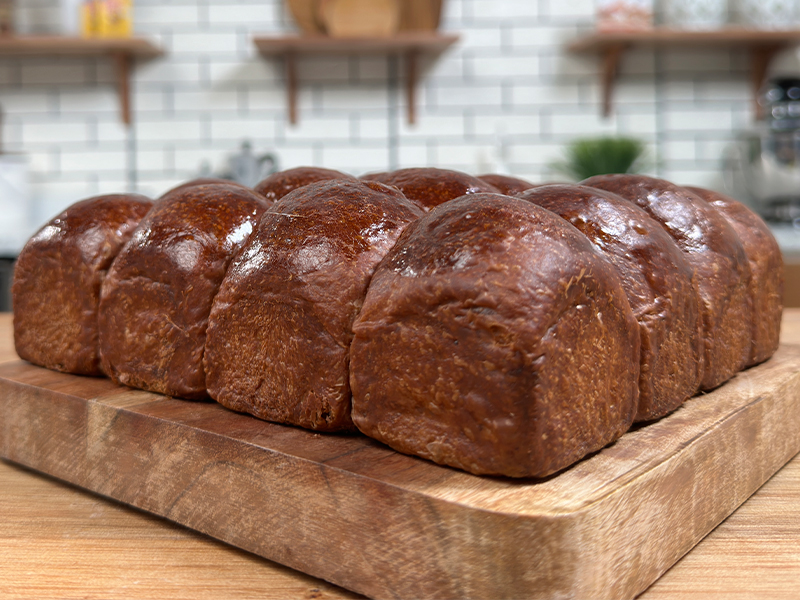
[477,173,537,195]
[98,184,270,399]
[687,186,783,365]
[363,167,499,211]
[254,166,356,202]
[13,194,153,376]
[205,179,423,431]
[583,175,752,391]
[520,184,703,421]
[350,193,640,478]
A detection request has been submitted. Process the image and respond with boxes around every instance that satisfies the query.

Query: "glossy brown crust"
[350,193,640,478]
[583,174,752,390]
[478,173,536,195]
[688,186,783,365]
[98,184,270,399]
[253,167,356,203]
[519,184,703,421]
[13,194,153,376]
[367,167,500,212]
[162,178,254,197]
[205,179,423,431]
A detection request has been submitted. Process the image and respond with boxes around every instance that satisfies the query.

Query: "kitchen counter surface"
[1,311,800,599]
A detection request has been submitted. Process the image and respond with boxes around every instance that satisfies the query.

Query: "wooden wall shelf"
[253,32,459,125]
[568,28,800,118]
[0,36,164,126]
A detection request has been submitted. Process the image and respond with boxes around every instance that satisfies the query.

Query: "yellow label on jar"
[98,0,132,38]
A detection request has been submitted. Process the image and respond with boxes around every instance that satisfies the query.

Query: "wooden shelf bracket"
[0,36,163,126]
[600,43,627,118]
[254,33,459,126]
[568,28,800,118]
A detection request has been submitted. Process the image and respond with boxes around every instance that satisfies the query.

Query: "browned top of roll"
[13,194,153,376]
[478,173,536,195]
[519,184,703,421]
[98,184,270,399]
[368,167,500,212]
[688,186,783,365]
[350,193,640,477]
[253,166,356,202]
[161,178,255,197]
[205,179,423,431]
[583,174,752,390]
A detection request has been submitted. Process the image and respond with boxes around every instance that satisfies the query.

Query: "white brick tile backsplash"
[663,108,734,132]
[20,61,90,86]
[21,121,91,145]
[0,0,764,220]
[136,60,203,84]
[210,117,278,143]
[58,90,118,114]
[320,145,392,175]
[173,89,241,114]
[206,3,274,25]
[170,32,240,55]
[400,114,467,138]
[209,59,280,84]
[137,119,204,142]
[0,91,51,114]
[469,54,539,80]
[60,150,127,172]
[663,140,697,161]
[509,83,582,107]
[397,143,432,168]
[543,0,595,20]
[319,85,390,111]
[282,116,351,142]
[508,26,568,49]
[272,146,318,171]
[547,111,620,138]
[470,0,541,20]
[430,83,503,108]
[136,5,201,27]
[694,78,751,102]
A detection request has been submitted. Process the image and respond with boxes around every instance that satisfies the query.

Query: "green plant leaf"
[551,136,648,181]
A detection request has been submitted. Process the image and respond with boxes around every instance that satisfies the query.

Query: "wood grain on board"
[2,324,800,599]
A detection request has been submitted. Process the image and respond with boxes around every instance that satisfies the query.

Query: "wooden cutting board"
[2,346,800,600]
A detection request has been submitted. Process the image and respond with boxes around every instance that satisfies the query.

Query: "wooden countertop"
[1,311,800,599]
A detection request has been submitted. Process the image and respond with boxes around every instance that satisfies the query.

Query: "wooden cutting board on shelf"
[2,346,800,600]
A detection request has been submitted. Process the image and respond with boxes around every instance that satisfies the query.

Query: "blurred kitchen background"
[4,0,800,310]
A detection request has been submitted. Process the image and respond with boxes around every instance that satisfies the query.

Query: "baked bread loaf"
[349,193,640,477]
[478,173,536,195]
[254,166,356,202]
[362,167,499,211]
[583,174,752,390]
[12,194,153,376]
[519,184,703,421]
[204,179,423,431]
[688,186,783,366]
[98,183,270,399]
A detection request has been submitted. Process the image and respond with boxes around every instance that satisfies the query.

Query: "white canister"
[59,0,83,36]
[735,0,799,29]
[662,0,728,29]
